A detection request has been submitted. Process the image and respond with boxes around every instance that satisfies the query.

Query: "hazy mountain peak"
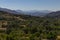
[0,8,55,17]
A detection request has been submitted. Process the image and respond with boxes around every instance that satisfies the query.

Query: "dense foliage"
[0,11,60,40]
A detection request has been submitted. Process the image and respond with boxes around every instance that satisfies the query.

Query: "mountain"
[16,10,52,17]
[0,8,52,17]
[0,8,20,14]
[46,11,60,18]
[26,10,52,13]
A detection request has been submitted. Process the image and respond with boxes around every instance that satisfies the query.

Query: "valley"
[0,9,60,40]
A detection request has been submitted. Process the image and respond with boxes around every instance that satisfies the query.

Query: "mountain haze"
[0,8,52,17]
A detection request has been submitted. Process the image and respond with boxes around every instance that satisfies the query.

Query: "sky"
[0,0,60,11]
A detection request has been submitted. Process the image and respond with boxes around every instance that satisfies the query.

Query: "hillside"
[46,11,60,18]
[0,11,60,40]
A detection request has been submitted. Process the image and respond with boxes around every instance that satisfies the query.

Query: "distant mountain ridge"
[16,10,52,17]
[0,8,20,14]
[46,11,60,18]
[0,7,59,17]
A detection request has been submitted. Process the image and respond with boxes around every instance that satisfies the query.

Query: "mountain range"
[0,8,60,18]
[16,10,52,17]
[0,8,52,17]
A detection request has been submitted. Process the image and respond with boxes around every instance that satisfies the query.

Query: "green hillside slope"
[0,11,60,40]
